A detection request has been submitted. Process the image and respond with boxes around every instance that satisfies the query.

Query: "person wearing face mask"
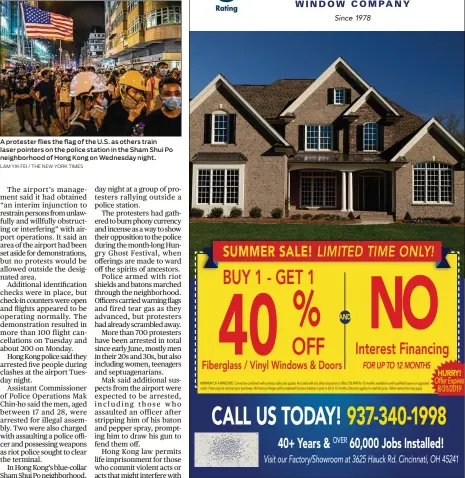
[68,72,108,136]
[143,77,181,137]
[89,75,109,130]
[99,70,147,136]
[145,62,169,113]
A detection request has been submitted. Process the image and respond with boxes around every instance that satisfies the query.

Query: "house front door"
[361,174,385,211]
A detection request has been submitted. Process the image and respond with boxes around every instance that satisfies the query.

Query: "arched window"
[413,162,453,203]
[363,122,378,151]
[212,109,229,144]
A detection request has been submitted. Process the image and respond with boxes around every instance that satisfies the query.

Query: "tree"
[434,112,465,145]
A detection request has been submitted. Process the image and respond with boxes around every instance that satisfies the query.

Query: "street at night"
[0,1,182,136]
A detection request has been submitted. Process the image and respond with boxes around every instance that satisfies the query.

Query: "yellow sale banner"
[196,241,460,394]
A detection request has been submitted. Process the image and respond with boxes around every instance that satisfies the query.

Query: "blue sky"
[190,32,464,122]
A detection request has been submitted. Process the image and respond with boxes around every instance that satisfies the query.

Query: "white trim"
[363,122,379,152]
[334,88,345,105]
[411,161,454,204]
[191,163,245,216]
[304,124,333,151]
[391,118,465,162]
[280,57,371,116]
[190,73,290,147]
[347,171,354,212]
[344,87,400,116]
[212,110,229,144]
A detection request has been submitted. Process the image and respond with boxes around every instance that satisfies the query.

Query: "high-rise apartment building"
[104,1,181,69]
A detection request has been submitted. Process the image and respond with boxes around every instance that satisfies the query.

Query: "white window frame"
[305,125,333,151]
[363,122,379,152]
[192,164,245,215]
[412,162,453,205]
[212,110,229,145]
[334,88,345,105]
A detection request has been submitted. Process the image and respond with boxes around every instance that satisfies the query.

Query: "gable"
[344,88,400,117]
[190,74,289,146]
[190,88,287,160]
[391,118,465,162]
[291,68,365,124]
[280,57,370,116]
[404,129,463,166]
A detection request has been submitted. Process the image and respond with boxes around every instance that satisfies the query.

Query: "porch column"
[341,171,347,212]
[348,171,354,212]
[391,170,396,213]
[288,170,291,202]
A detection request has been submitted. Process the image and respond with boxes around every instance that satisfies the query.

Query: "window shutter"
[378,124,384,151]
[327,88,334,105]
[228,114,236,144]
[356,125,364,151]
[204,114,212,144]
[298,125,306,151]
[345,88,352,105]
[332,126,339,151]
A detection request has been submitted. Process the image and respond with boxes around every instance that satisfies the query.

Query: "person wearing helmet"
[68,72,108,136]
[89,74,109,130]
[99,70,147,136]
[30,68,65,135]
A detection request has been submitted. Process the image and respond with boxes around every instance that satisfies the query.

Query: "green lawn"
[190,223,464,277]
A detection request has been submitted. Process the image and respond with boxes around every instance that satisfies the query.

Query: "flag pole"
[59,40,62,67]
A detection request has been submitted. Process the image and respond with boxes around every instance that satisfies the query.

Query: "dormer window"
[334,89,345,105]
[363,122,378,151]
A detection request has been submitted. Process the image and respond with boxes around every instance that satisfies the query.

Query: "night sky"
[38,1,105,57]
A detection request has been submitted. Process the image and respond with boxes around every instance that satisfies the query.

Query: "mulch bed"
[190,217,361,224]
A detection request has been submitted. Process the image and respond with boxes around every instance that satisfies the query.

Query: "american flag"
[21,3,73,41]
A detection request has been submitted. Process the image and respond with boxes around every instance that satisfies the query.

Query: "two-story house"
[190,57,464,220]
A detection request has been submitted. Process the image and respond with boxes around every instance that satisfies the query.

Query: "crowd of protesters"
[0,61,181,136]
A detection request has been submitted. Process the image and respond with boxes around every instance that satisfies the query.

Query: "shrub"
[190,208,204,218]
[229,207,242,218]
[451,216,462,223]
[271,207,284,219]
[356,215,361,220]
[284,198,290,217]
[302,213,313,220]
[438,217,452,224]
[208,207,224,218]
[290,214,302,220]
[404,212,412,221]
[347,211,355,220]
[249,206,262,218]
[313,213,330,220]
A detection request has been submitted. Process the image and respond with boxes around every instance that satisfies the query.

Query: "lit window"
[413,162,453,203]
[363,122,378,151]
[334,89,345,105]
[213,112,229,144]
[197,169,240,205]
[145,6,181,29]
[306,125,333,150]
